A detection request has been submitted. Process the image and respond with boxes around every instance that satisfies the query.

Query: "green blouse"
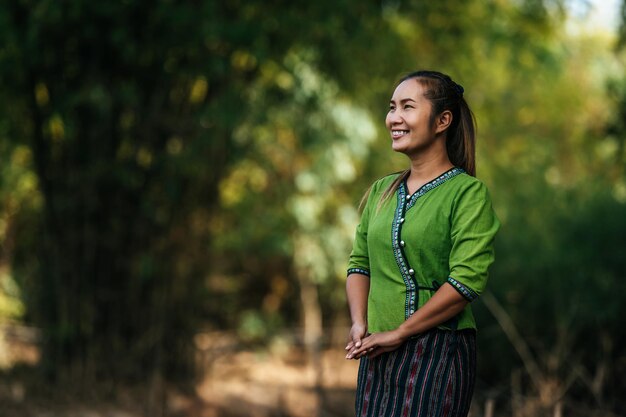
[347,167,500,332]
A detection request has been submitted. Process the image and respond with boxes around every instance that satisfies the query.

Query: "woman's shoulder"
[448,171,495,202]
[448,170,489,189]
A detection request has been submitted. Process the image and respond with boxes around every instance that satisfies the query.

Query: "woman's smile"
[391,129,410,139]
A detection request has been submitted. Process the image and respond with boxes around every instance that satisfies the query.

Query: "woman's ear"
[435,110,453,134]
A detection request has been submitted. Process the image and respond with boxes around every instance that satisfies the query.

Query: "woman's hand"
[346,329,406,360]
[345,322,368,359]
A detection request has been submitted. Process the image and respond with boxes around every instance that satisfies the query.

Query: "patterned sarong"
[355,329,476,417]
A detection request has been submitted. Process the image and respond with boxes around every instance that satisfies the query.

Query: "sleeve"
[346,181,380,277]
[447,180,500,301]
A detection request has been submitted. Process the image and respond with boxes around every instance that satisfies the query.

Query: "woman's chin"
[391,142,409,154]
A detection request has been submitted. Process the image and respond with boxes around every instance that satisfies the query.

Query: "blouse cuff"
[347,267,370,277]
[447,276,479,302]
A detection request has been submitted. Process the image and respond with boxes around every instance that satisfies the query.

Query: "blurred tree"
[0,0,404,385]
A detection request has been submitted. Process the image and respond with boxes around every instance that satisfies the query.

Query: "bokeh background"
[1,0,625,416]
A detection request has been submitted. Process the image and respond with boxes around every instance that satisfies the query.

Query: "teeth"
[392,130,409,138]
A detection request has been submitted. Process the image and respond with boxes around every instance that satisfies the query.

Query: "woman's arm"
[398,283,468,337]
[346,283,467,359]
[345,273,370,357]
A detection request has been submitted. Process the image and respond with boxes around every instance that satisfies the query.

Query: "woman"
[345,70,500,417]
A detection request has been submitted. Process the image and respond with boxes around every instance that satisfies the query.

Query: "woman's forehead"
[391,78,426,101]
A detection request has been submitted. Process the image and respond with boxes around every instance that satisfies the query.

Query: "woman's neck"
[405,154,454,194]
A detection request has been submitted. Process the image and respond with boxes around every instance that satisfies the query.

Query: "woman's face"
[385,79,439,157]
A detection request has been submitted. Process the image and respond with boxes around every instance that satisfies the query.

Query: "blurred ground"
[0,326,359,417]
[195,345,358,417]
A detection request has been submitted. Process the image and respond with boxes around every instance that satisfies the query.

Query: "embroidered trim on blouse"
[406,167,464,210]
[347,267,370,277]
[447,276,479,302]
[392,184,416,319]
[391,167,466,319]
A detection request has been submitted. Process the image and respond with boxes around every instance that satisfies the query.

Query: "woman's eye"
[404,105,413,109]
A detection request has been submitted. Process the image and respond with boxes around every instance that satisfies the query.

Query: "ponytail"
[446,97,476,176]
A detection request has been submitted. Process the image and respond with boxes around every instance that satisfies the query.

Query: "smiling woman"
[387,82,440,157]
[345,70,500,417]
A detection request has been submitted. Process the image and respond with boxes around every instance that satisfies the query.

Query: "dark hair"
[372,70,477,211]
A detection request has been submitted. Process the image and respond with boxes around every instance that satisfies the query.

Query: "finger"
[369,345,390,359]
[351,342,374,358]
[359,347,374,359]
[346,346,359,359]
[347,346,362,359]
[346,332,365,350]
[369,344,398,359]
[349,347,362,358]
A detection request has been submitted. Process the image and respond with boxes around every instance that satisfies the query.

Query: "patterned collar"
[400,167,465,210]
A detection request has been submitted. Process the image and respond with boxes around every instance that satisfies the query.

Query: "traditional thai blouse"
[347,167,500,332]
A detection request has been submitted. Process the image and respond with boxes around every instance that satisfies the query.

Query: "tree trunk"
[297,270,324,417]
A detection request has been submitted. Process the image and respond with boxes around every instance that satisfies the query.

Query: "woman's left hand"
[345,329,406,359]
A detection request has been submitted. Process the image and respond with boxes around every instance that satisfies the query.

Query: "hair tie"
[454,83,464,97]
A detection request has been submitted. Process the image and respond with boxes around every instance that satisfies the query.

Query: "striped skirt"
[355,329,476,417]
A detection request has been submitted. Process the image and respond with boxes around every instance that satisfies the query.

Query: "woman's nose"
[387,110,403,125]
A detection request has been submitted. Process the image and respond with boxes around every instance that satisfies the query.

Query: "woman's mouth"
[391,130,409,139]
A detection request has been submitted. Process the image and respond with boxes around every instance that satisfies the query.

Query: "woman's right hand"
[345,322,368,359]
